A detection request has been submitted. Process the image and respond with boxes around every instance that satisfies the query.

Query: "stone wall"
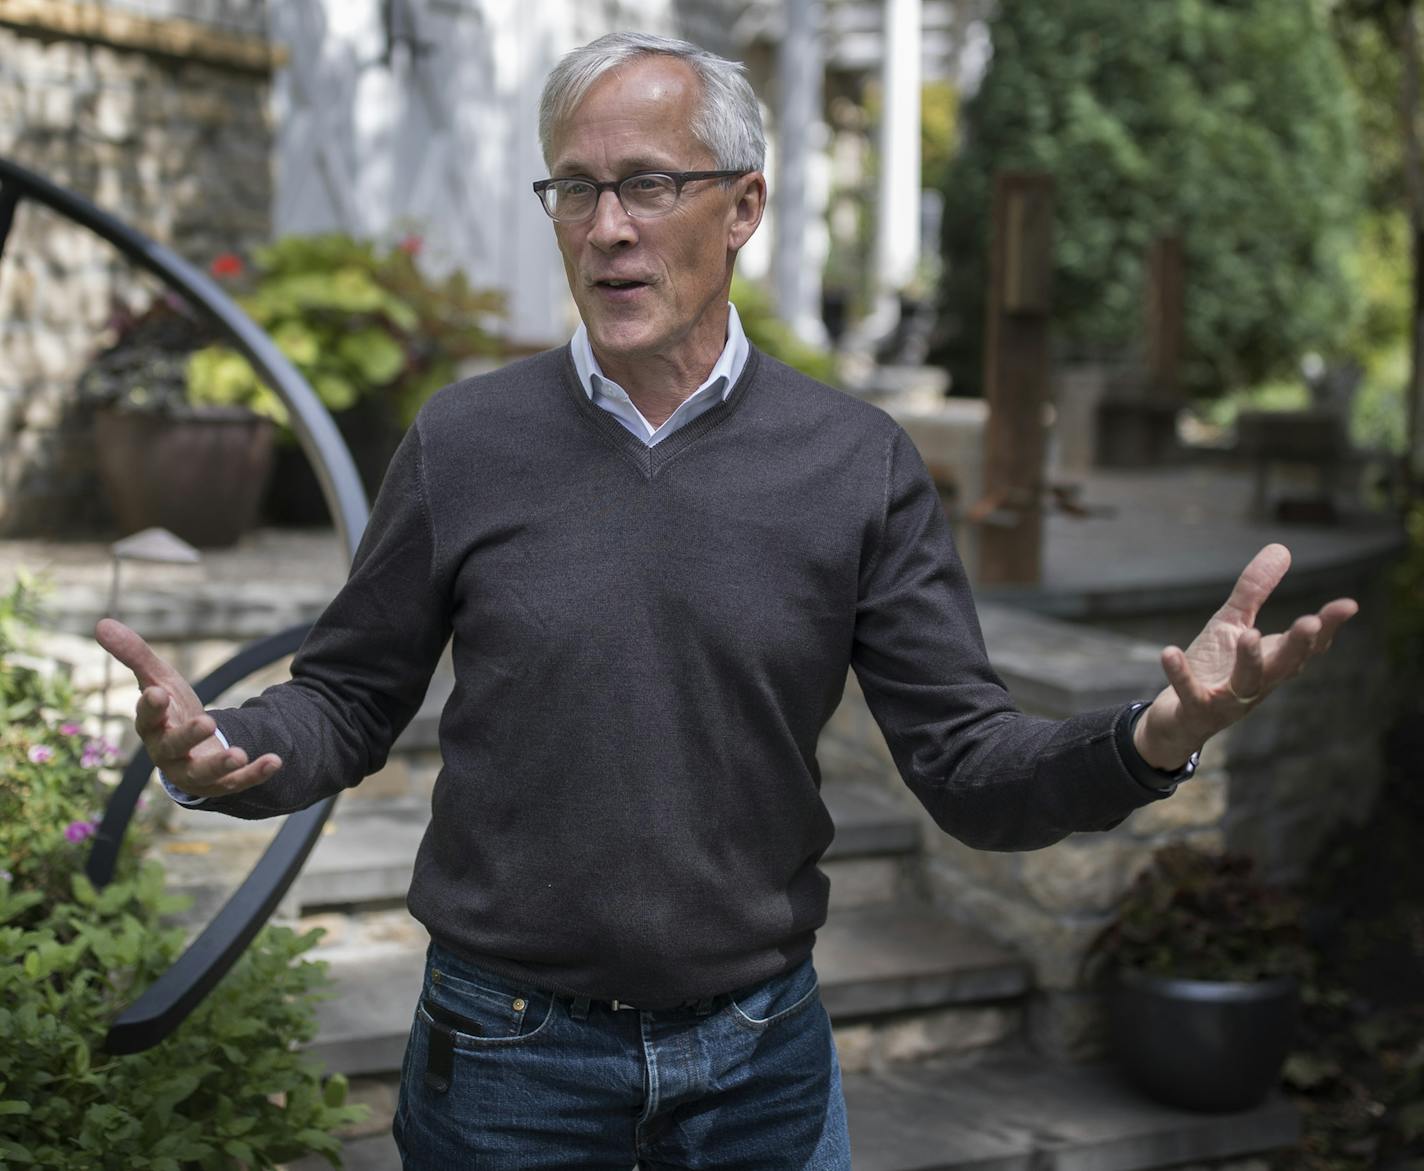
[0,1,277,536]
[818,559,1396,1061]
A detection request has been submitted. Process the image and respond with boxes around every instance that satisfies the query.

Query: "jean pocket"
[420,954,555,1046]
[727,957,821,1032]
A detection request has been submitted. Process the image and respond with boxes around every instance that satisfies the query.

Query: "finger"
[96,618,174,691]
[1262,615,1319,684]
[135,685,175,738]
[1162,645,1212,710]
[1218,544,1292,626]
[153,715,217,767]
[185,751,283,797]
[1314,598,1359,651]
[1228,628,1266,700]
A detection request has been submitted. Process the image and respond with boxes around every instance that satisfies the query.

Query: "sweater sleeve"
[194,420,452,819]
[850,426,1169,851]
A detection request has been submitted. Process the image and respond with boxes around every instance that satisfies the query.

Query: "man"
[96,32,1357,1170]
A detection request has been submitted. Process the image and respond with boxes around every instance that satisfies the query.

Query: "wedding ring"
[1227,682,1261,705]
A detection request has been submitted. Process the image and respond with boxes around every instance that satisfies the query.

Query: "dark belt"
[566,992,730,1019]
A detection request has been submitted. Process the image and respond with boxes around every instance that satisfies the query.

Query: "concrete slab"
[845,1052,1300,1171]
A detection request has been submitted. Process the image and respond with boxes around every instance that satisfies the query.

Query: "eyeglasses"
[532,170,751,223]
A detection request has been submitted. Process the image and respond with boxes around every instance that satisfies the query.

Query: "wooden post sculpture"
[978,172,1055,586]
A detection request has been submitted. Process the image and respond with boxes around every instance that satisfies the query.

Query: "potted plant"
[1085,843,1316,1113]
[79,281,286,548]
[188,232,504,525]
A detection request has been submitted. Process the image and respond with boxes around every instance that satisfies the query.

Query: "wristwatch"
[1118,701,1200,794]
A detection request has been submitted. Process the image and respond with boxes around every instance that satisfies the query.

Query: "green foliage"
[77,296,285,421]
[1088,843,1316,983]
[939,0,1365,400]
[189,233,505,431]
[731,277,838,384]
[1343,210,1413,451]
[1,574,73,726]
[0,580,366,1167]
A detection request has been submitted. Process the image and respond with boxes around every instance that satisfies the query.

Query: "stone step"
[304,902,1030,1078]
[155,779,925,923]
[281,1052,1298,1171]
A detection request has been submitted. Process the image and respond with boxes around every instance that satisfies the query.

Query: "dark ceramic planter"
[94,406,275,547]
[262,398,403,526]
[1107,967,1299,1113]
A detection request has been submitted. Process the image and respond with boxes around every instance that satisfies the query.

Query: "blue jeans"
[392,942,850,1169]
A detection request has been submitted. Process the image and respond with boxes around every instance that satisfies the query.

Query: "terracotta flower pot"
[1107,967,1299,1113]
[93,406,275,547]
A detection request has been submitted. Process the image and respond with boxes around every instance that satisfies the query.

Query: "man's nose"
[587,189,637,249]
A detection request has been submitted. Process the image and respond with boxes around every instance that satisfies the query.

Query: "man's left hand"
[1133,543,1359,771]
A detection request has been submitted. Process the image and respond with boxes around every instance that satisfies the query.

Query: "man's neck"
[592,308,730,428]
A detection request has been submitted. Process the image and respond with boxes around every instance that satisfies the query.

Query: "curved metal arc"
[0,156,368,558]
[0,156,373,1054]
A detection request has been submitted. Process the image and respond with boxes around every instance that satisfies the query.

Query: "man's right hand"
[95,618,283,800]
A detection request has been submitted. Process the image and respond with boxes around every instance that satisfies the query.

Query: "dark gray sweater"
[204,345,1169,1006]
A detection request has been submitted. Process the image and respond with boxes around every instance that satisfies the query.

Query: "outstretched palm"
[1135,544,1358,767]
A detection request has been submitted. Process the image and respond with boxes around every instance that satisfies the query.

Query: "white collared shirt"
[570,302,750,446]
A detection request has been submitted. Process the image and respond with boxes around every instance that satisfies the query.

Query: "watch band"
[1118,701,1200,794]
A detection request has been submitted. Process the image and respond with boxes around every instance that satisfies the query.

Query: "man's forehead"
[551,150,681,177]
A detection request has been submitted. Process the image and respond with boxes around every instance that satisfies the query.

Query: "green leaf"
[336,328,405,385]
[0,1099,33,1115]
[321,1072,349,1108]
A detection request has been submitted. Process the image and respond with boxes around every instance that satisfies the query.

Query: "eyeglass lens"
[544,174,680,221]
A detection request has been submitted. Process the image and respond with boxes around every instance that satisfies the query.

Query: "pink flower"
[64,820,96,843]
[82,739,117,768]
[397,233,423,257]
[27,745,53,765]
[60,722,82,736]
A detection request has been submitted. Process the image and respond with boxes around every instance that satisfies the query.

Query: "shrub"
[937,0,1364,400]
[1086,843,1315,984]
[0,580,365,1168]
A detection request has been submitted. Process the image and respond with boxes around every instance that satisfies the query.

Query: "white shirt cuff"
[159,725,229,807]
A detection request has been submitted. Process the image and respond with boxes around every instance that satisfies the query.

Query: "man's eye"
[561,181,594,197]
[628,176,665,191]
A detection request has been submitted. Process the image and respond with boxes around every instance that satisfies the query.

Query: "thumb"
[95,618,174,691]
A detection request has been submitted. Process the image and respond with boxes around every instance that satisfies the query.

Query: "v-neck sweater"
[204,344,1170,1007]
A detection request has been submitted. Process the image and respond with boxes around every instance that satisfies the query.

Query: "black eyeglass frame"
[531,169,752,222]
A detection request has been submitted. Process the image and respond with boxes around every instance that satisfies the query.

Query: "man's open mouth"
[596,279,648,289]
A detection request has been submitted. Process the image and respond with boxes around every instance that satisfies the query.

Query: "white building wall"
[268,0,693,350]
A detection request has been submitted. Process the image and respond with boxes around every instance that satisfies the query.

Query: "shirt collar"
[570,302,749,405]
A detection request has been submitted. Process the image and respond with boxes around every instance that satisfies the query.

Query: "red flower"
[397,234,423,257]
[210,252,244,279]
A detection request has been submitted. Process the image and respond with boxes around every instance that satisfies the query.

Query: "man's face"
[546,55,764,377]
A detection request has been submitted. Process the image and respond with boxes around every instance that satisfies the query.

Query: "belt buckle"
[609,998,636,1011]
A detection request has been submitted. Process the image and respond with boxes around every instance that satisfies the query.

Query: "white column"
[874,0,922,297]
[772,0,829,347]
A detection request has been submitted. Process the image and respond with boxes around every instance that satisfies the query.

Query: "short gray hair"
[539,32,766,172]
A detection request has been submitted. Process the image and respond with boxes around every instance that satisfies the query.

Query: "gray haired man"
[97,32,1356,1169]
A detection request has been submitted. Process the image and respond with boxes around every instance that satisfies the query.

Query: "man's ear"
[728,172,767,252]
